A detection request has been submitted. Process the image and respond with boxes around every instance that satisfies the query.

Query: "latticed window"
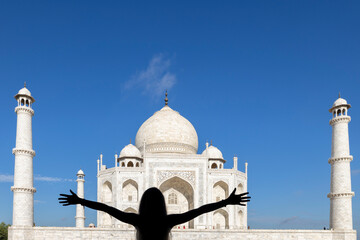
[168,193,177,204]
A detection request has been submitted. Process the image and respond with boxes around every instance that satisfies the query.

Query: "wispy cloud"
[352,169,360,176]
[125,54,176,98]
[34,199,46,204]
[0,174,14,182]
[0,174,74,183]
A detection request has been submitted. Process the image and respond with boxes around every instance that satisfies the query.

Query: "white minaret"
[328,95,354,230]
[75,169,85,228]
[12,84,36,227]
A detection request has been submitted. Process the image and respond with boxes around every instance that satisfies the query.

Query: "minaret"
[328,95,354,230]
[75,169,85,228]
[12,84,36,227]
[233,156,238,170]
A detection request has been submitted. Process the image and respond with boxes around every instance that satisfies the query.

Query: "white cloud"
[0,174,73,183]
[0,174,14,182]
[34,175,74,182]
[125,54,176,98]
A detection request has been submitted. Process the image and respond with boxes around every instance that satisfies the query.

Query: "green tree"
[0,222,10,240]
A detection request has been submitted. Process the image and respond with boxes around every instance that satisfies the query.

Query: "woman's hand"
[225,189,250,206]
[58,190,82,206]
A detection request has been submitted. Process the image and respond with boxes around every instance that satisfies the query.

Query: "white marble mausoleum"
[8,86,357,240]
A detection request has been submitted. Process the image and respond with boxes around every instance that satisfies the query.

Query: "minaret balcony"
[329,115,351,125]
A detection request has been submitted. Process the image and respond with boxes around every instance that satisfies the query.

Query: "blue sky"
[0,0,359,235]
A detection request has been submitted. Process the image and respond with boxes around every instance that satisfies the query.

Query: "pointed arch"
[237,183,244,194]
[213,180,229,202]
[238,209,245,228]
[122,179,138,202]
[213,209,229,229]
[159,176,194,228]
[102,181,112,203]
[124,207,137,213]
[211,163,218,169]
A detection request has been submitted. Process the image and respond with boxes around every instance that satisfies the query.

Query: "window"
[168,193,177,204]
[128,195,132,202]
[127,161,134,167]
[211,163,217,169]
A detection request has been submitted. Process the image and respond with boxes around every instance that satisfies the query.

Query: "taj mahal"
[8,85,357,240]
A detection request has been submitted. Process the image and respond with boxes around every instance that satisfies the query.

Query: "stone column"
[328,97,354,230]
[12,86,36,227]
[75,170,85,227]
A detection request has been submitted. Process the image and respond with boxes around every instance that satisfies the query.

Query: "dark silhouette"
[59,187,250,240]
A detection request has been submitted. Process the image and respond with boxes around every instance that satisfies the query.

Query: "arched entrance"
[159,176,194,228]
[213,209,229,229]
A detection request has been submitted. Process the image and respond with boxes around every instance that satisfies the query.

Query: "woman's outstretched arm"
[59,190,138,226]
[168,189,250,227]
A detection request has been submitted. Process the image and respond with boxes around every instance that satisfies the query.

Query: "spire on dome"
[165,90,168,106]
[339,92,341,98]
[24,82,26,88]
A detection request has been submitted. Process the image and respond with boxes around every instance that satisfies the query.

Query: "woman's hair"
[139,187,167,217]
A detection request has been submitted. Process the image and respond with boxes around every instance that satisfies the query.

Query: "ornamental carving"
[157,170,195,187]
[15,106,34,115]
[139,142,197,154]
[11,186,36,193]
[329,116,351,125]
[328,156,353,164]
[12,148,36,157]
[327,192,354,198]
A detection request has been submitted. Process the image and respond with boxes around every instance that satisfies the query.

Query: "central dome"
[135,105,198,154]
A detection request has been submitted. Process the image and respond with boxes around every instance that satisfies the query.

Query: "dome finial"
[164,90,168,106]
[130,138,131,144]
[210,140,213,146]
[339,92,341,98]
[24,81,26,88]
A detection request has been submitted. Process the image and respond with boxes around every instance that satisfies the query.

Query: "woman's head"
[139,187,167,217]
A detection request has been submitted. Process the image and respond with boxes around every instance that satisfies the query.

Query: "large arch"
[213,181,229,202]
[122,179,139,202]
[102,181,112,203]
[159,176,194,228]
[213,209,229,229]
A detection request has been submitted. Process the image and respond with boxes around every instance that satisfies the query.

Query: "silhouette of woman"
[59,187,250,240]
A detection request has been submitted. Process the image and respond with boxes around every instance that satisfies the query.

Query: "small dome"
[15,86,35,102]
[119,144,142,159]
[329,97,351,112]
[333,98,348,107]
[77,169,85,176]
[135,105,198,154]
[18,87,32,96]
[202,145,223,159]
